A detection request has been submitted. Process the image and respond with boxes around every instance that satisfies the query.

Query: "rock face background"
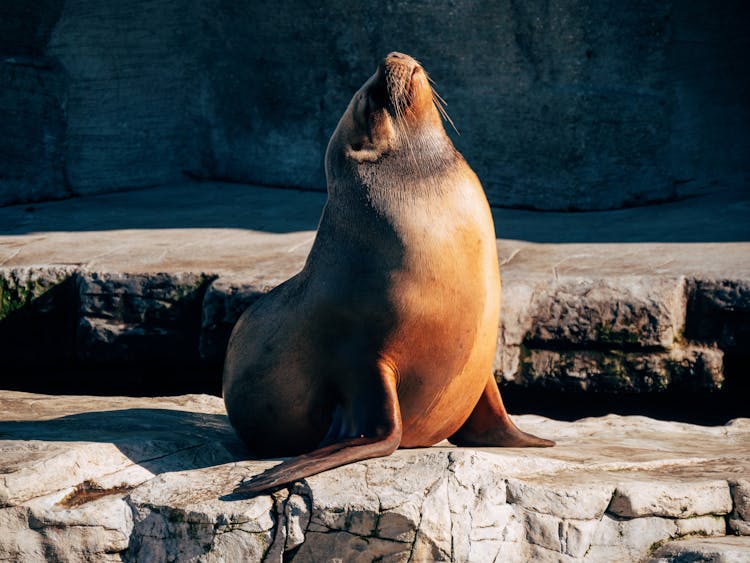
[1,0,749,209]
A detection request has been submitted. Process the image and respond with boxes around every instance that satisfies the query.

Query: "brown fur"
[223,52,553,495]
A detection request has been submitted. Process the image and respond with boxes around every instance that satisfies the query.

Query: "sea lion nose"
[379,52,420,88]
[384,52,418,67]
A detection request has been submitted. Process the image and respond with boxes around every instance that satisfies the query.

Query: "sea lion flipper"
[233,364,403,496]
[449,375,555,448]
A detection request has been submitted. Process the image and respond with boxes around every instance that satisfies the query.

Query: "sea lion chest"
[332,175,500,445]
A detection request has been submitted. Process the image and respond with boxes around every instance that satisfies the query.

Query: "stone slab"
[76,271,214,364]
[647,536,750,563]
[0,182,749,392]
[1,391,749,562]
[514,345,724,392]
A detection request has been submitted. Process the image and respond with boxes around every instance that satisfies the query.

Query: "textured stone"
[127,466,276,563]
[495,275,725,392]
[587,516,679,562]
[646,536,750,563]
[77,271,214,364]
[199,279,265,362]
[0,266,77,365]
[1,392,750,562]
[0,267,74,322]
[686,279,750,349]
[0,392,241,506]
[0,496,133,563]
[47,0,205,197]
[609,480,733,518]
[516,345,724,392]
[524,277,686,348]
[729,479,750,536]
[506,478,613,520]
[2,2,749,209]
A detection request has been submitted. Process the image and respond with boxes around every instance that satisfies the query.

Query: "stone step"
[0,391,748,562]
[647,537,750,563]
[1,182,749,397]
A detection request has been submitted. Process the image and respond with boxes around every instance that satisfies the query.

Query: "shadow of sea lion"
[0,408,250,476]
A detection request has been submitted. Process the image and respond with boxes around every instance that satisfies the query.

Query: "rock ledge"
[1,391,748,562]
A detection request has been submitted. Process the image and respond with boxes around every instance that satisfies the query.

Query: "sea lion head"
[326,52,457,187]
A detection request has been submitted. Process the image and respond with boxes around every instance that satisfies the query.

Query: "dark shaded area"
[0,275,78,366]
[0,180,748,243]
[494,186,750,244]
[685,279,750,347]
[76,272,216,366]
[3,361,749,426]
[502,380,750,426]
[0,407,229,442]
[0,1,65,56]
[0,407,248,478]
[0,183,325,236]
[0,364,222,397]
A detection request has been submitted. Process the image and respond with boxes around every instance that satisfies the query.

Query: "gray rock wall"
[1,0,748,209]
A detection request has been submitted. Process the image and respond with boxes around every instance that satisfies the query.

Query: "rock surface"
[0,391,749,562]
[2,2,749,209]
[1,182,748,397]
[647,537,750,563]
[77,271,214,364]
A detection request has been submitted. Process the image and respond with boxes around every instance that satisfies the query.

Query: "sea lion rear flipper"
[449,375,555,448]
[233,364,402,495]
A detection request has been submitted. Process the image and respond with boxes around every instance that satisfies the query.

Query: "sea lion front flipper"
[449,375,555,448]
[233,364,402,495]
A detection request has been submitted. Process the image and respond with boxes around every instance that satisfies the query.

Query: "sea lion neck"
[327,136,462,208]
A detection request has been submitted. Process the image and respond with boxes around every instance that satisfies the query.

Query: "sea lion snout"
[382,51,421,77]
[374,53,439,130]
[379,52,423,109]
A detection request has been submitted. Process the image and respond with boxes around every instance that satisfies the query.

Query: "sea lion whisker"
[431,88,448,107]
[431,90,459,135]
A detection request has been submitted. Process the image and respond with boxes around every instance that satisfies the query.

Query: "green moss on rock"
[0,268,72,321]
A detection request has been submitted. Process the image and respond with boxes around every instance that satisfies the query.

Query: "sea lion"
[224,52,553,495]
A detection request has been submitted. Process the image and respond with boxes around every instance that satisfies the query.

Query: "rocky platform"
[0,391,748,562]
[1,182,749,405]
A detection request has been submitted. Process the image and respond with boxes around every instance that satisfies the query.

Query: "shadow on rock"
[0,408,250,475]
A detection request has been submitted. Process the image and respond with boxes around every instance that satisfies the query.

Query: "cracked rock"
[1,392,749,562]
[729,479,750,536]
[609,480,733,518]
[523,277,687,348]
[77,271,214,364]
[646,536,750,563]
[199,279,265,362]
